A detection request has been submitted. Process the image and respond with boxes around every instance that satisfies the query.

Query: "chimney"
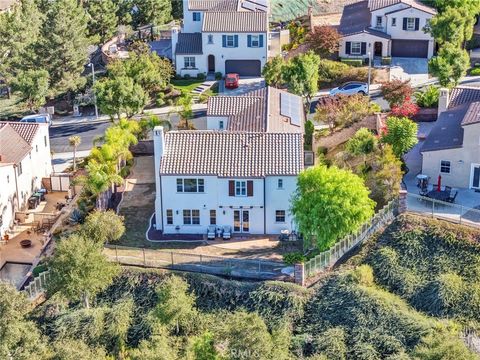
[153,126,164,231]
[438,88,450,115]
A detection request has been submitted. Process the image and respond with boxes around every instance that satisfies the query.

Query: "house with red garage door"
[337,0,436,60]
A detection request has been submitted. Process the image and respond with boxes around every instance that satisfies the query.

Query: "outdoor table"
[426,190,450,202]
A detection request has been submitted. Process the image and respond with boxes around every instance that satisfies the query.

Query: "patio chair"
[222,225,231,240]
[446,191,458,203]
[207,225,216,240]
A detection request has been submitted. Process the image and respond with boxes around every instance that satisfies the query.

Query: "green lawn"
[171,79,205,93]
[0,94,28,119]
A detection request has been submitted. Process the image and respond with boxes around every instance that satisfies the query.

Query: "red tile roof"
[0,122,40,144]
[0,124,32,165]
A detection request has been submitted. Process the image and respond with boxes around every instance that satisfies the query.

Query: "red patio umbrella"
[437,175,442,192]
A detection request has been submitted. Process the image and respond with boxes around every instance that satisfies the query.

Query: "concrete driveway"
[391,57,429,85]
[219,77,265,95]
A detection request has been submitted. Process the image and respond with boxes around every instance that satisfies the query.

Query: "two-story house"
[171,0,269,77]
[153,87,305,235]
[338,0,436,59]
[421,87,480,189]
[0,122,52,236]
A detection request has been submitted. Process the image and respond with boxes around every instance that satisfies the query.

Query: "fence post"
[143,247,146,266]
[294,263,305,287]
[115,246,118,262]
[171,252,174,267]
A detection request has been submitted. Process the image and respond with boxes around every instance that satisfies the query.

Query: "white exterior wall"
[370,4,407,29]
[0,165,17,236]
[182,3,203,33]
[176,54,208,77]
[265,176,296,234]
[202,32,268,75]
[206,116,229,130]
[339,33,389,58]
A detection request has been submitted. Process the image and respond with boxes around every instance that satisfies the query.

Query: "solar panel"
[280,92,302,127]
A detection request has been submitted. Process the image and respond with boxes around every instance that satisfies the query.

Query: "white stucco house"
[0,122,52,236]
[169,0,271,77]
[338,0,436,59]
[421,87,480,189]
[153,87,305,236]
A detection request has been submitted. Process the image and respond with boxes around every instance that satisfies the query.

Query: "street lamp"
[367,51,372,96]
[88,62,99,119]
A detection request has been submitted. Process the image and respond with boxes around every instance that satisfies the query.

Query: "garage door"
[391,40,429,58]
[225,60,261,76]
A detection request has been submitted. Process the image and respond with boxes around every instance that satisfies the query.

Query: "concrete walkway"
[52,150,91,173]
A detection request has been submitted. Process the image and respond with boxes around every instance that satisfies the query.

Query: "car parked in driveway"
[329,82,368,96]
[225,73,239,89]
[20,114,52,127]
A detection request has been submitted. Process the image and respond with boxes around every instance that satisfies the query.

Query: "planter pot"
[412,107,438,122]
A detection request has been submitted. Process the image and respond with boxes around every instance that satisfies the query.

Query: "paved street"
[50,121,111,153]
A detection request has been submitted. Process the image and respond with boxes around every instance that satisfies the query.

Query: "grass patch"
[171,79,205,93]
[0,94,28,119]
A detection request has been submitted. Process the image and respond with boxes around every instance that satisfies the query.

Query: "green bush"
[33,264,48,277]
[183,74,191,79]
[470,67,480,76]
[214,72,222,80]
[340,58,364,67]
[381,56,392,65]
[283,252,306,265]
[155,94,165,107]
[198,93,209,103]
[318,59,372,87]
[415,85,439,108]
[196,73,206,80]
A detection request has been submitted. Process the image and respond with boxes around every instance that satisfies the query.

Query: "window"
[184,56,195,68]
[406,17,415,30]
[44,136,47,146]
[166,209,173,225]
[226,35,235,47]
[176,178,204,193]
[392,17,397,26]
[275,210,286,223]
[235,181,247,196]
[440,160,451,174]
[251,35,260,47]
[36,145,38,152]
[376,16,382,27]
[351,42,361,55]
[219,120,224,130]
[277,179,283,189]
[208,34,213,44]
[193,12,201,21]
[17,161,22,176]
[6,175,9,183]
[210,210,216,225]
[183,209,200,225]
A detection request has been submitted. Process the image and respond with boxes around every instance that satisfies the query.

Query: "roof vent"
[453,138,458,142]
[441,127,446,130]
[434,140,439,143]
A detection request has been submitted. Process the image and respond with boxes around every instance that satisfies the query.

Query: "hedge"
[340,58,364,67]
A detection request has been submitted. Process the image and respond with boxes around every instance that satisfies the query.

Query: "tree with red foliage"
[381,80,413,108]
[308,25,341,58]
[391,100,419,118]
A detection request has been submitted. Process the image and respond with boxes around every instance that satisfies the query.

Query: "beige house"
[421,87,480,189]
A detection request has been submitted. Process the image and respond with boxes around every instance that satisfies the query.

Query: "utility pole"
[88,63,99,119]
[367,51,372,96]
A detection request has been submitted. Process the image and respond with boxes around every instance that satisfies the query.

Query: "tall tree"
[291,165,375,250]
[12,69,49,111]
[428,43,470,87]
[47,233,120,308]
[0,0,44,97]
[432,0,480,15]
[68,135,82,172]
[85,0,119,43]
[133,0,172,27]
[81,210,125,245]
[381,116,418,158]
[308,25,341,58]
[39,0,91,96]
[262,56,285,88]
[428,7,474,47]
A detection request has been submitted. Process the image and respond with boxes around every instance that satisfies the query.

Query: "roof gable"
[202,11,267,32]
[0,121,40,145]
[0,124,32,165]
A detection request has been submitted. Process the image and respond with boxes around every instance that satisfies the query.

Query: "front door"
[233,210,250,233]
[374,42,382,57]
[208,55,215,72]
[472,165,480,188]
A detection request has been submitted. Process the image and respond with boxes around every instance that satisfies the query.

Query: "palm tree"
[139,114,172,139]
[68,135,82,172]
[84,160,123,196]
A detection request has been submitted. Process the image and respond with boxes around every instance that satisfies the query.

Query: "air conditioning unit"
[304,151,314,167]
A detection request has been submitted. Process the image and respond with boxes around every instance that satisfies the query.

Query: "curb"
[51,118,111,128]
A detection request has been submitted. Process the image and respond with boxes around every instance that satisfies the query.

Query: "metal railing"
[22,270,50,300]
[304,199,398,278]
[406,193,480,228]
[104,245,290,281]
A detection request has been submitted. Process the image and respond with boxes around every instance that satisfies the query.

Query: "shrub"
[470,67,480,76]
[381,80,413,108]
[391,101,419,118]
[198,93,209,103]
[155,94,165,107]
[196,73,206,80]
[283,252,306,265]
[183,74,191,80]
[351,264,375,286]
[340,58,363,67]
[318,59,373,87]
[214,72,222,80]
[381,57,392,65]
[308,25,341,57]
[415,85,439,108]
[33,264,48,277]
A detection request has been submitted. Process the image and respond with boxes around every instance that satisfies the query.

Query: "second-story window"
[392,17,397,26]
[208,34,213,44]
[376,16,382,28]
[17,161,23,176]
[226,35,235,47]
[193,12,201,22]
[406,17,416,30]
[277,179,283,189]
[235,181,247,196]
[176,178,204,193]
[251,35,260,47]
[184,57,196,68]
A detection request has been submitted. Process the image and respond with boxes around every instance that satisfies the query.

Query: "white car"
[329,82,368,96]
[20,114,52,127]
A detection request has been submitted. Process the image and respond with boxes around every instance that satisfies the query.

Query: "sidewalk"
[52,150,91,173]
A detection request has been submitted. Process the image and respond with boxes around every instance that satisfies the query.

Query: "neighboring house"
[421,87,480,189]
[338,0,436,59]
[153,87,306,235]
[170,0,271,77]
[0,122,52,236]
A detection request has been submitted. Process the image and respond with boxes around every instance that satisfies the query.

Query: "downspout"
[159,174,164,232]
[263,178,266,235]
[13,164,20,210]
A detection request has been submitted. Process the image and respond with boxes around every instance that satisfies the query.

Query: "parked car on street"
[225,73,240,89]
[329,82,368,96]
[20,114,52,127]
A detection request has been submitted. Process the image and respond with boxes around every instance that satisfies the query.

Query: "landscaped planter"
[412,107,438,122]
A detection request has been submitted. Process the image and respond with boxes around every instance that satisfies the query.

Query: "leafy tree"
[85,0,118,43]
[47,233,120,308]
[177,93,195,130]
[94,75,148,119]
[186,331,222,360]
[128,324,178,360]
[413,332,477,360]
[12,69,49,111]
[308,25,341,57]
[429,43,470,87]
[39,0,91,96]
[291,165,375,250]
[139,114,172,139]
[428,7,474,47]
[0,0,44,96]
[133,0,172,27]
[152,275,197,334]
[432,0,480,16]
[81,210,125,245]
[345,128,377,160]
[262,56,285,88]
[171,0,183,19]
[51,339,106,360]
[305,120,314,151]
[0,282,50,359]
[83,159,124,196]
[380,80,413,108]
[284,51,321,110]
[68,135,81,172]
[381,116,418,158]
